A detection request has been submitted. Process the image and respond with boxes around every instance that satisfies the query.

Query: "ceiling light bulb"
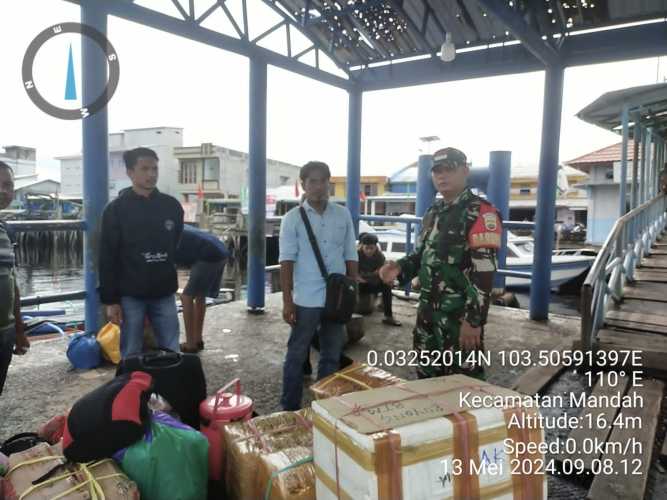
[440,33,455,62]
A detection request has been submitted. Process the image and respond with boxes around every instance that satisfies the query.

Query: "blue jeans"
[281,306,345,411]
[120,295,179,359]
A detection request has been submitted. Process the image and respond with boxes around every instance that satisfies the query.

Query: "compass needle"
[64,43,77,101]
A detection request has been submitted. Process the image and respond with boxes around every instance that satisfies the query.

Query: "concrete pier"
[0,293,578,434]
[4,293,667,498]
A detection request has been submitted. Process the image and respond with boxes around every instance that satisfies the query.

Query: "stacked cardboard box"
[312,375,547,499]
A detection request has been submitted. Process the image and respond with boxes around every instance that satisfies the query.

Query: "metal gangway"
[581,194,667,365]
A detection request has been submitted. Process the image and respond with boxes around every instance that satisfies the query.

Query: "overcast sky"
[1,0,666,181]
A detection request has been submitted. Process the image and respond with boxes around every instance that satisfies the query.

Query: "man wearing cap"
[379,147,501,380]
[357,232,401,326]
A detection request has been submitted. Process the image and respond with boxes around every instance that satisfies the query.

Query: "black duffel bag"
[63,371,153,462]
[299,207,357,324]
[116,349,206,429]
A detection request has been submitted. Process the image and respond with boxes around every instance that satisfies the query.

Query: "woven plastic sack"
[224,409,313,500]
[116,412,208,500]
[97,322,121,364]
[258,446,315,500]
[310,362,404,400]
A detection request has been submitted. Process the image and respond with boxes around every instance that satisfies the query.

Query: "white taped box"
[312,374,547,500]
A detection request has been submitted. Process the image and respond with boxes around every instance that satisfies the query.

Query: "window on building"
[363,184,378,196]
[519,188,531,195]
[179,160,199,184]
[329,184,336,196]
[280,175,290,185]
[605,170,614,180]
[203,158,220,181]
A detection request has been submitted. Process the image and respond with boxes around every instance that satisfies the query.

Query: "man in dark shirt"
[99,147,184,359]
[0,162,29,395]
[357,233,401,326]
[175,224,229,353]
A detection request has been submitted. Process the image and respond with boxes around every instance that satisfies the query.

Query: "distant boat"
[372,229,595,289]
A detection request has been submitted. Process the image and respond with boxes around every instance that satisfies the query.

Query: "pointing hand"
[379,261,401,285]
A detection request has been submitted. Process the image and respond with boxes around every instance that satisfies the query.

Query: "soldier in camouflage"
[379,148,501,380]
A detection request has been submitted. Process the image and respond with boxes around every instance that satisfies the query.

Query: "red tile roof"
[565,142,638,167]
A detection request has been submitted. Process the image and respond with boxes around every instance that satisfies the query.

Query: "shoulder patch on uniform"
[468,202,502,249]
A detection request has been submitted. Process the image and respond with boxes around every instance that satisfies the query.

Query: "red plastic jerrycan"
[199,378,254,480]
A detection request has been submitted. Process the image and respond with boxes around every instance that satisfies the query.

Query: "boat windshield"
[513,241,534,254]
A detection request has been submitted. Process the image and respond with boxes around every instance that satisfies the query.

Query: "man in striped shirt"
[0,162,29,396]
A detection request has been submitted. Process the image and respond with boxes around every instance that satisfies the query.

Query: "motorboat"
[371,228,595,289]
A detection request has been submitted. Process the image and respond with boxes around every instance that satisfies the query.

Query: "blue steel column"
[81,3,109,334]
[416,154,436,220]
[486,151,511,290]
[346,87,362,236]
[651,132,658,197]
[640,128,648,204]
[647,129,654,200]
[631,115,640,210]
[619,104,629,216]
[247,57,267,312]
[530,65,564,320]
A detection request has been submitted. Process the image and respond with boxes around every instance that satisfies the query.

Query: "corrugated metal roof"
[576,83,667,138]
[14,177,60,191]
[274,0,667,67]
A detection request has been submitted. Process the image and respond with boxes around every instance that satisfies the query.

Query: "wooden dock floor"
[557,236,667,500]
[597,241,667,375]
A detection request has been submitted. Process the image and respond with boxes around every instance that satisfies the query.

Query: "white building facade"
[58,127,184,198]
[0,146,37,177]
[58,128,301,204]
[173,143,300,202]
[567,143,634,245]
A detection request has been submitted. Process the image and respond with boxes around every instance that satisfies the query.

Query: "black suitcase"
[116,350,207,429]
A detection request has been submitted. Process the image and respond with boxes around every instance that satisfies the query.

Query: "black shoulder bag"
[299,207,357,324]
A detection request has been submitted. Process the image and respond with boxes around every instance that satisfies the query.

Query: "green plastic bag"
[116,412,208,500]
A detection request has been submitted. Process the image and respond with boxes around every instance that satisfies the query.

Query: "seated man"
[358,233,401,326]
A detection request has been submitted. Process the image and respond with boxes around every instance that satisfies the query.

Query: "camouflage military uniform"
[397,188,501,379]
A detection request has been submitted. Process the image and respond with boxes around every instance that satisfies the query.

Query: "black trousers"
[359,282,393,317]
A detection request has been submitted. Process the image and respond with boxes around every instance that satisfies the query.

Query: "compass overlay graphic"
[22,22,120,120]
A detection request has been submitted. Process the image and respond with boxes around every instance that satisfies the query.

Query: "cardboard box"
[5,443,139,500]
[224,409,313,500]
[310,362,405,400]
[256,446,315,500]
[312,375,547,499]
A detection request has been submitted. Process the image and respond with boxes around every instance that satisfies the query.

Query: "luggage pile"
[1,356,548,499]
[0,350,213,500]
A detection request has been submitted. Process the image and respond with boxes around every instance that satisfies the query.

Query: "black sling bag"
[299,206,357,324]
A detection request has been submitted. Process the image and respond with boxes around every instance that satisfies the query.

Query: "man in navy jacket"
[99,147,184,359]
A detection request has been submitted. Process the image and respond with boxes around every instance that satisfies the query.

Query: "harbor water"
[16,249,583,321]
